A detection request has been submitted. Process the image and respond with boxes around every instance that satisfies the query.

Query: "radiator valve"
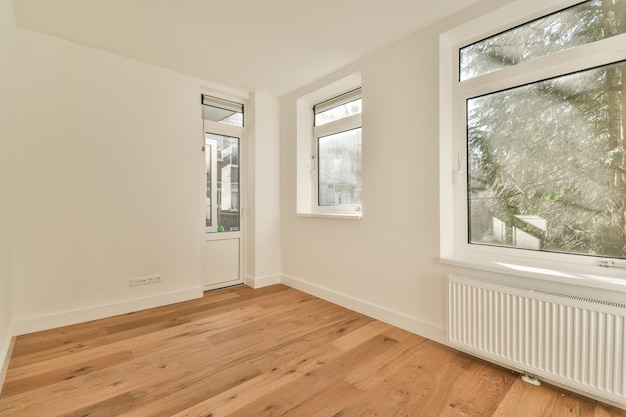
[521,372,541,386]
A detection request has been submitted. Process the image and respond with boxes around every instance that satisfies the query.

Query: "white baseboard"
[13,287,204,336]
[280,274,447,344]
[245,274,281,289]
[0,322,15,395]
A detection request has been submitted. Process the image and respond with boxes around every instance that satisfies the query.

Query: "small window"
[460,0,626,81]
[202,95,244,127]
[314,89,363,126]
[313,88,362,211]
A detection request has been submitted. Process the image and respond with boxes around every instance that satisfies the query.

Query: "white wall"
[11,28,210,333]
[246,92,281,288]
[280,0,517,343]
[0,0,16,381]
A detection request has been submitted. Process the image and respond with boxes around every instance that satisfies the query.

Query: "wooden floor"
[0,285,624,417]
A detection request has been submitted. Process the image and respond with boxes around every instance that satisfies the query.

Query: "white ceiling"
[13,0,479,96]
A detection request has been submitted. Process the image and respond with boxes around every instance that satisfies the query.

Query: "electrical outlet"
[129,275,162,287]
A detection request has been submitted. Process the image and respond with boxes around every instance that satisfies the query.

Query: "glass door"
[203,131,244,290]
[201,94,245,290]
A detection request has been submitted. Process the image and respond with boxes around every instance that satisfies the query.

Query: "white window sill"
[440,253,626,294]
[297,212,362,220]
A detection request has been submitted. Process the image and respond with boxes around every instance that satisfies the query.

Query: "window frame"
[201,91,246,235]
[439,0,626,291]
[296,72,363,219]
[313,97,362,215]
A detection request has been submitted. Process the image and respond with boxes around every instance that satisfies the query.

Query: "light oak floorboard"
[0,284,624,417]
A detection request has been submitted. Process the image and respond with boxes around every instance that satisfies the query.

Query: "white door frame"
[202,119,246,291]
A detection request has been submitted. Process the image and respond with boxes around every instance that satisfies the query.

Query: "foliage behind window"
[464,0,626,258]
[460,0,626,80]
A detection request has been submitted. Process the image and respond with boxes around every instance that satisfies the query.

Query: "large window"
[441,0,626,277]
[313,88,362,212]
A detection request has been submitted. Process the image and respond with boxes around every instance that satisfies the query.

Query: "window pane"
[318,128,362,206]
[315,98,362,126]
[467,60,626,258]
[202,95,244,127]
[202,106,243,127]
[206,133,240,233]
[460,0,626,81]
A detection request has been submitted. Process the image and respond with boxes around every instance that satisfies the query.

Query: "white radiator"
[448,274,626,407]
